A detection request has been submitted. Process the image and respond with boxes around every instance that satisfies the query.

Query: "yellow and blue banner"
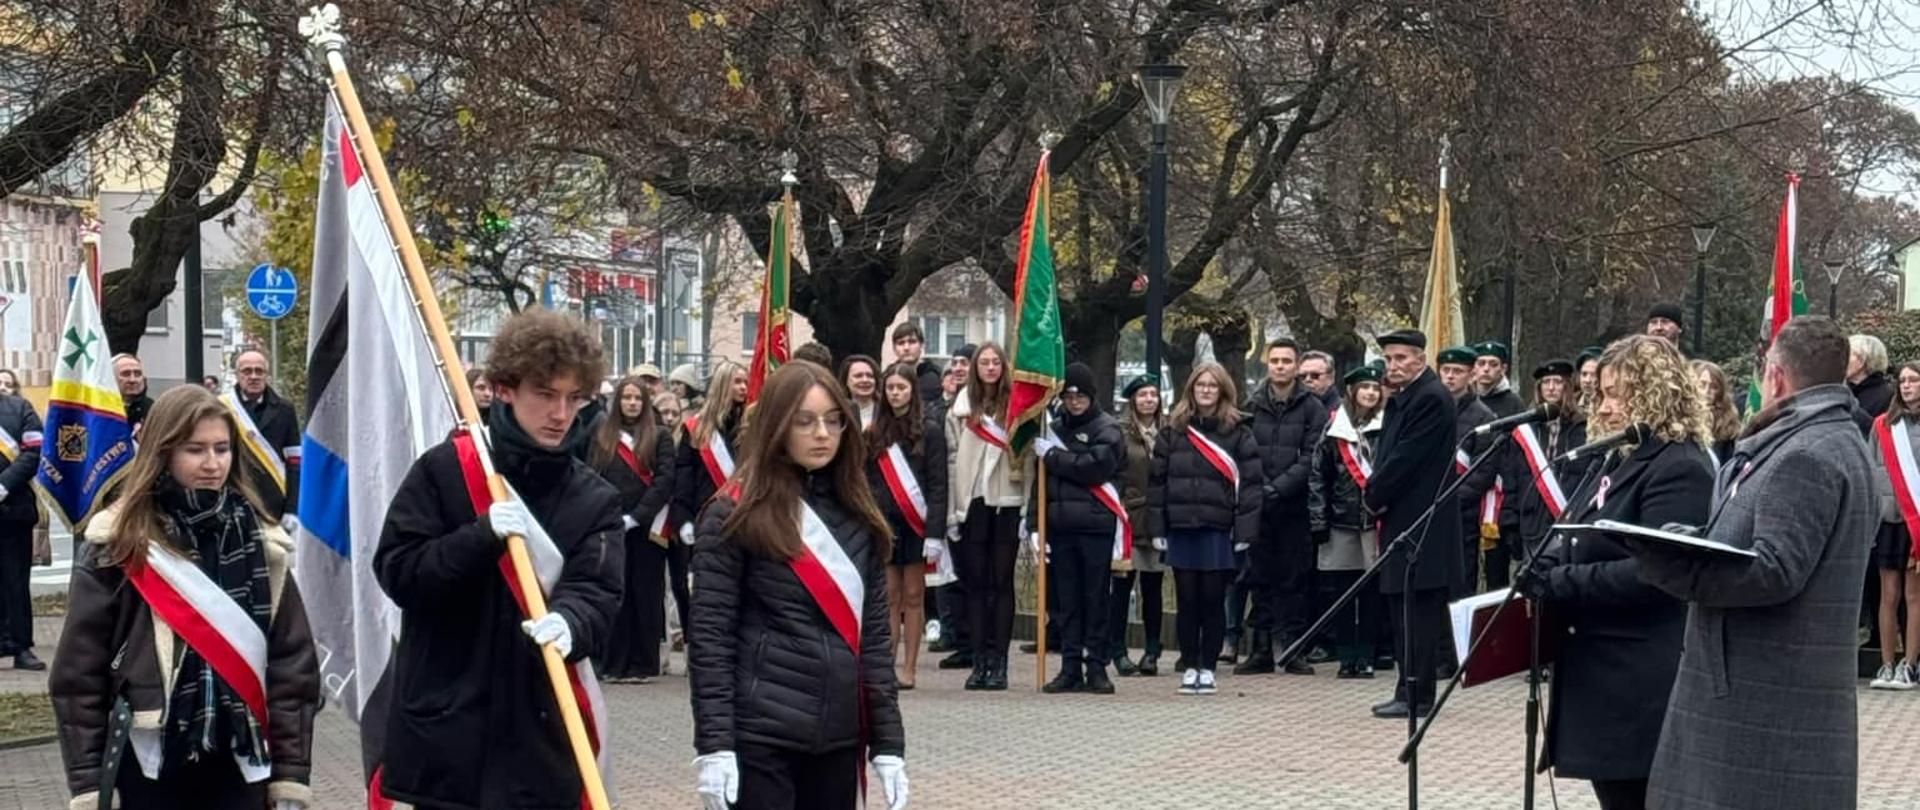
[35,267,134,529]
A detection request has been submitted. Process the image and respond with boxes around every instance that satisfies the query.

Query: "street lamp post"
[1825,258,1845,319]
[1690,223,1717,357]
[1136,62,1187,381]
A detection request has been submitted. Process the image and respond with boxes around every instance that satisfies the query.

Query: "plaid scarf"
[157,483,272,769]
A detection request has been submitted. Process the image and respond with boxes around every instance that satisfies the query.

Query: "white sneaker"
[1197,669,1218,695]
[1894,661,1917,691]
[1872,663,1896,689]
[1178,668,1200,695]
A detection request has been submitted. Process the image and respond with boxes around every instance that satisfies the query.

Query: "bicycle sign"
[246,263,298,320]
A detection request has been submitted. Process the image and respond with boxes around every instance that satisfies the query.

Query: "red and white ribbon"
[969,415,1011,451]
[786,501,869,803]
[876,443,928,539]
[1878,415,1920,562]
[1186,426,1240,492]
[1090,482,1133,561]
[621,432,672,544]
[125,543,271,741]
[1513,424,1567,518]
[1455,448,1503,532]
[684,416,736,489]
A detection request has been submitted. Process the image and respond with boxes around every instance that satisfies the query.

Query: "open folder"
[1557,519,1760,560]
[1448,589,1557,688]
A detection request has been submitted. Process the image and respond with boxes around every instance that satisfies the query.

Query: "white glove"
[521,612,573,658]
[0,485,11,501]
[1233,541,1251,553]
[275,801,305,810]
[693,751,740,810]
[924,538,946,562]
[1032,433,1062,458]
[622,515,639,531]
[679,522,697,545]
[489,500,533,540]
[946,523,962,543]
[873,755,910,810]
[280,514,301,536]
[1152,537,1168,552]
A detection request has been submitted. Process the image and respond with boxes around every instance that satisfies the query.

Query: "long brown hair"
[1886,362,1920,423]
[1171,362,1243,431]
[963,342,1009,425]
[869,363,927,461]
[720,362,892,560]
[691,360,745,447]
[1689,359,1743,442]
[99,386,268,567]
[591,375,658,472]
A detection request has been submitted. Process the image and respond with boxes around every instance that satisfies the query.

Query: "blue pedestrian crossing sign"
[246,263,297,320]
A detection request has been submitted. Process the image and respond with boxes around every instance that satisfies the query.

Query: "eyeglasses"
[792,411,848,435]
[1301,371,1326,380]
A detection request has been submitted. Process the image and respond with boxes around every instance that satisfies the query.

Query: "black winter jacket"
[593,425,677,533]
[673,407,742,531]
[1852,371,1894,420]
[373,420,624,810]
[1245,382,1328,519]
[1036,409,1126,537]
[866,415,949,540]
[1451,392,1501,519]
[913,359,945,405]
[0,394,41,524]
[1501,413,1593,543]
[1308,406,1379,533]
[1147,417,1264,544]
[1479,385,1526,420]
[237,386,302,520]
[689,481,906,758]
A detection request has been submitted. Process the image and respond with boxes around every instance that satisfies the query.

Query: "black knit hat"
[1647,303,1685,329]
[1121,374,1160,399]
[953,343,978,361]
[1062,362,1098,399]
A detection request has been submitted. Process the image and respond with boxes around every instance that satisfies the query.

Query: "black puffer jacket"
[1245,382,1328,518]
[866,415,948,540]
[1307,406,1379,532]
[593,425,677,531]
[1036,409,1126,536]
[689,480,905,758]
[373,411,624,810]
[0,394,42,524]
[673,406,742,531]
[1147,417,1265,544]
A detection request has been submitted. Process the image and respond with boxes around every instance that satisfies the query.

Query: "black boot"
[985,654,1010,690]
[1234,631,1276,675]
[939,650,975,670]
[1084,663,1116,695]
[1042,662,1084,694]
[964,659,989,691]
[1137,653,1160,677]
[12,649,44,671]
[1113,653,1139,677]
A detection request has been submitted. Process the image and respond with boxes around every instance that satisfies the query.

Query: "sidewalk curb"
[0,733,55,751]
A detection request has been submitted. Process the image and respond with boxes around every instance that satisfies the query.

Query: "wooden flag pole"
[303,9,610,809]
[1035,465,1050,689]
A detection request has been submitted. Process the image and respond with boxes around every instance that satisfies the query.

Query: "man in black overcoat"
[1364,330,1462,718]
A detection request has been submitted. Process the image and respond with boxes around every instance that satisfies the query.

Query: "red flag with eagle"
[1005,150,1064,453]
[747,189,794,403]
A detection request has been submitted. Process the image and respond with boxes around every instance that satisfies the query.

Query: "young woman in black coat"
[1148,361,1265,697]
[689,362,908,810]
[1525,335,1715,810]
[589,375,678,682]
[672,360,747,631]
[1492,360,1591,588]
[867,362,948,689]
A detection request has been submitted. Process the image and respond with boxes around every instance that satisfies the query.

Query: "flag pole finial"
[299,4,346,52]
[1039,130,1060,150]
[1438,134,1451,191]
[779,150,798,188]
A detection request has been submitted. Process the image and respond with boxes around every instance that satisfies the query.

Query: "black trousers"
[1591,778,1649,810]
[1387,587,1448,707]
[667,541,692,635]
[1461,517,1482,594]
[1319,569,1376,665]
[600,531,666,678]
[0,520,31,655]
[1174,568,1231,670]
[1249,519,1316,644]
[736,742,862,809]
[1107,570,1164,658]
[934,579,969,647]
[1051,531,1111,669]
[955,501,1020,660]
[1485,532,1518,590]
[115,748,266,810]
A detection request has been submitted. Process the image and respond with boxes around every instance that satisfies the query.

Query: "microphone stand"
[1395,441,1608,810]
[1276,430,1512,810]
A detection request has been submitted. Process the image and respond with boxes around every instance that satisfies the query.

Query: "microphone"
[1559,423,1653,462]
[1472,403,1560,435]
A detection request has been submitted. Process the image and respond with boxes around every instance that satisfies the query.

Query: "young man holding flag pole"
[296,7,617,809]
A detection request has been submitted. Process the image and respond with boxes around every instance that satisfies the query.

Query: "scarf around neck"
[155,481,271,769]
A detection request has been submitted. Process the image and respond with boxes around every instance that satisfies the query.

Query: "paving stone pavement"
[7,642,1920,809]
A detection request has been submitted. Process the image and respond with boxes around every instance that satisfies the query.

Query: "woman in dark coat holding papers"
[1525,335,1713,810]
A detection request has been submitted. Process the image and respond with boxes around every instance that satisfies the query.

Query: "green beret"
[1344,363,1384,385]
[1436,346,1477,368]
[1473,341,1511,364]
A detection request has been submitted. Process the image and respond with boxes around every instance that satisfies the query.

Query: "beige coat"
[945,387,1031,529]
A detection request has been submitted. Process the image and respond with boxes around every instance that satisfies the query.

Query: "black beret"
[1533,359,1575,380]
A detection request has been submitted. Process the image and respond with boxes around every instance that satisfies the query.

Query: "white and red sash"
[1512,424,1568,518]
[684,416,737,490]
[1878,415,1920,562]
[451,430,611,805]
[621,432,673,545]
[786,502,870,800]
[876,443,929,539]
[1088,481,1134,561]
[124,543,271,743]
[968,415,1011,452]
[1329,408,1372,489]
[1455,448,1503,532]
[1186,426,1240,492]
